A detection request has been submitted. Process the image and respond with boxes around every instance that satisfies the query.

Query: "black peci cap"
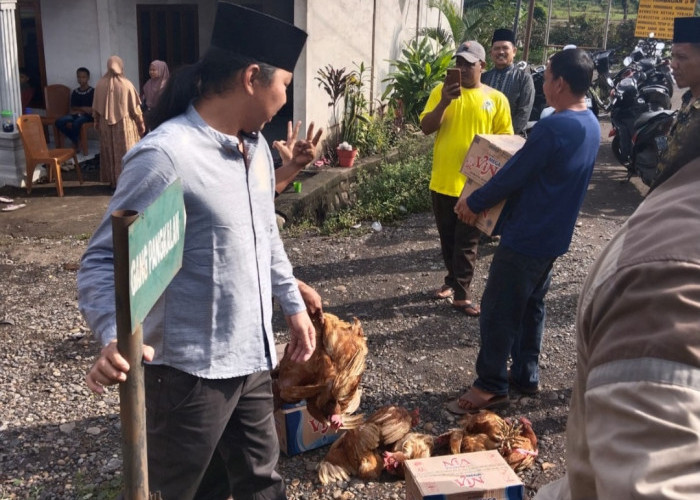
[492,28,516,45]
[673,17,700,43]
[211,1,308,72]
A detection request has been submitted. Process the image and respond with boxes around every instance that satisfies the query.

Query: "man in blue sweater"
[448,48,600,413]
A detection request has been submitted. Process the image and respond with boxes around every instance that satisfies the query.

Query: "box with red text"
[272,343,345,456]
[459,134,526,235]
[405,450,524,500]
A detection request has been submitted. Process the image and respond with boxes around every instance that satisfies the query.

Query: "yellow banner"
[635,0,697,40]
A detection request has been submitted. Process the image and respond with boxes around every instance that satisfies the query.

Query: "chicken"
[449,410,538,472]
[458,410,507,439]
[365,405,419,446]
[382,433,435,478]
[447,429,499,454]
[499,417,538,472]
[276,312,367,429]
[317,422,384,484]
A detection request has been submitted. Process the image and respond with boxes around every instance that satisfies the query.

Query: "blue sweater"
[467,109,600,258]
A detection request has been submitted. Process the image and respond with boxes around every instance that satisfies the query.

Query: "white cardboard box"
[405,450,524,500]
[459,134,526,235]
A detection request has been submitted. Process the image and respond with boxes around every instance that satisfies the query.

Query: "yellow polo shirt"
[420,84,513,197]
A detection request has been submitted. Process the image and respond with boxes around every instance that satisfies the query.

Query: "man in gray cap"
[420,40,512,317]
[533,17,700,500]
[651,16,700,191]
[79,2,315,498]
[482,28,535,135]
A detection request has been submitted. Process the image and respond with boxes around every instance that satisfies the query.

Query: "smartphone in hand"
[445,68,461,87]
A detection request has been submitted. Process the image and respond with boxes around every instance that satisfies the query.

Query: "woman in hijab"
[141,59,170,111]
[92,55,145,188]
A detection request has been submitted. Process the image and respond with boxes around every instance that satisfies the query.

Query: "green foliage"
[340,63,370,148]
[319,134,433,234]
[382,37,454,126]
[355,107,401,157]
[315,63,371,157]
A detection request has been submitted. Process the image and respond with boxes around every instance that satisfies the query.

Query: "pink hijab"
[142,60,170,110]
[93,55,142,125]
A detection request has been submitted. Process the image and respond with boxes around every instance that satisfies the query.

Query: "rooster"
[276,312,367,429]
[317,422,384,484]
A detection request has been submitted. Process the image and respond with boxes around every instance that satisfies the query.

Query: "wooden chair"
[42,84,70,147]
[16,114,83,197]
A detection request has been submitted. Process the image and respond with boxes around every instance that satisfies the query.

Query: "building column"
[0,0,21,119]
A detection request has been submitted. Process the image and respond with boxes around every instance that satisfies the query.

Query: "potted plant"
[336,141,357,167]
[316,63,369,166]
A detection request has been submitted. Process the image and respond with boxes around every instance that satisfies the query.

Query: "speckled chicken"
[276,312,367,429]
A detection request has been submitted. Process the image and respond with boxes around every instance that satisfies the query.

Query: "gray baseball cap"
[455,41,486,63]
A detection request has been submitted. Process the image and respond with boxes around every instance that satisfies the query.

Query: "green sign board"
[127,180,185,332]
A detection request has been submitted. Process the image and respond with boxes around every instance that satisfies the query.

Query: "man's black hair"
[549,48,593,96]
[76,67,90,77]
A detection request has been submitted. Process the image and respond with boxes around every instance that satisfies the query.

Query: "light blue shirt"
[78,105,305,378]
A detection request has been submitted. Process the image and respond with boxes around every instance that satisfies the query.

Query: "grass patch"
[292,132,434,235]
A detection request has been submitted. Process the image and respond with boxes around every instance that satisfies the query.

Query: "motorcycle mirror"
[516,60,528,70]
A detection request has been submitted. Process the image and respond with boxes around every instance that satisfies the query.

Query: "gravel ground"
[0,147,646,499]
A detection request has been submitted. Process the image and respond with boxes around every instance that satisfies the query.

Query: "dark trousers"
[144,365,285,500]
[55,113,93,144]
[431,190,482,302]
[474,245,555,395]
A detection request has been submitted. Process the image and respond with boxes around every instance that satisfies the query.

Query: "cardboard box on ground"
[459,134,526,235]
[405,450,524,500]
[272,343,346,456]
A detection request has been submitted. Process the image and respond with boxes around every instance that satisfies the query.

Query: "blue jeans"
[474,245,555,396]
[55,113,93,145]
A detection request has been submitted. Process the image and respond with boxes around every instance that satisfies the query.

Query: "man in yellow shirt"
[420,40,513,316]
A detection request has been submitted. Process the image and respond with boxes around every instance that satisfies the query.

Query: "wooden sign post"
[111,180,185,499]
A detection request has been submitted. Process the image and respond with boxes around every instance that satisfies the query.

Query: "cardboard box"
[459,134,526,235]
[405,450,524,500]
[273,343,345,456]
[274,400,344,456]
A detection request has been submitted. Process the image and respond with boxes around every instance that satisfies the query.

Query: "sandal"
[434,285,454,299]
[446,388,509,415]
[1,203,26,212]
[0,196,13,203]
[452,301,481,317]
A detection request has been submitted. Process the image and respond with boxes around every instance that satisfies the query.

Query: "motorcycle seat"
[634,109,675,129]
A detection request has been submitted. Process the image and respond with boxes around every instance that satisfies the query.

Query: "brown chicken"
[499,417,538,472]
[447,429,500,454]
[317,422,384,484]
[383,432,435,478]
[365,405,419,446]
[448,410,538,472]
[276,312,367,429]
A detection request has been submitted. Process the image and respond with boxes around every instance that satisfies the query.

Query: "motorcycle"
[609,38,675,185]
[589,49,616,113]
[628,110,676,186]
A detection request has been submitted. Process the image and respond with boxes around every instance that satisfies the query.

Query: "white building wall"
[41,0,217,94]
[298,0,454,136]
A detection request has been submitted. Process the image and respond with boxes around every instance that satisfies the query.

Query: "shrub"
[382,37,454,126]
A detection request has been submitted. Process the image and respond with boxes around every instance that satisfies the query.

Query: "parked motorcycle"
[589,49,616,113]
[629,110,676,186]
[609,37,675,185]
